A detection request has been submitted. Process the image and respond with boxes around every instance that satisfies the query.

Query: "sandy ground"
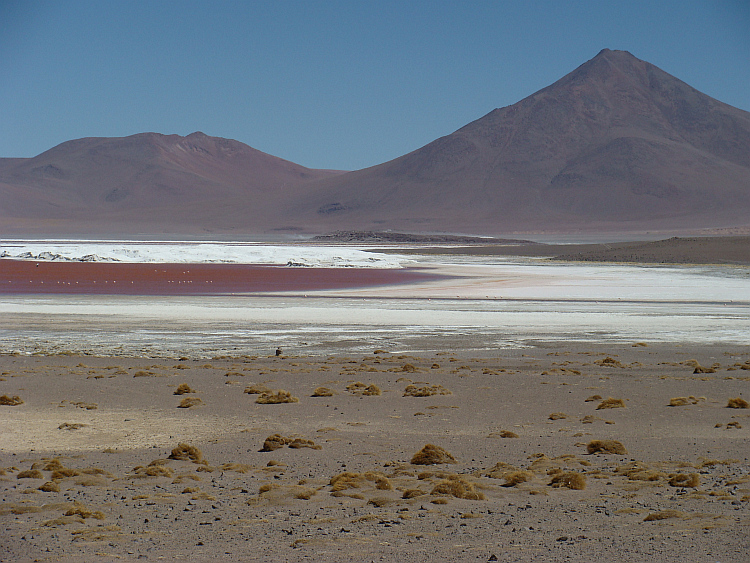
[1,343,748,562]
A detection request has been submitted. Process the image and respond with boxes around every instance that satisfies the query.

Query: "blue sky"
[1,0,748,170]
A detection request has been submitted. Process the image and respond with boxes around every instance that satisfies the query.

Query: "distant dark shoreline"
[366,235,750,266]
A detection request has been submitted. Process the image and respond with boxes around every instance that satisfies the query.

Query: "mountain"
[0,132,343,235]
[2,49,749,236]
[294,49,750,234]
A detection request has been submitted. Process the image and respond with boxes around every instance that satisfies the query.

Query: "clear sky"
[1,0,748,170]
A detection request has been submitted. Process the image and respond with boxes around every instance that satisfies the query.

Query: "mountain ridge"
[1,49,748,236]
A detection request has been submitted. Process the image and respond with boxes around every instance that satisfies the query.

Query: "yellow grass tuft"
[330,472,364,492]
[403,384,452,397]
[595,357,625,368]
[261,434,321,451]
[174,383,195,395]
[288,438,322,450]
[256,390,299,404]
[669,396,703,406]
[668,473,700,488]
[346,382,382,396]
[431,475,484,500]
[177,397,202,408]
[549,472,586,490]
[311,387,335,397]
[168,443,205,464]
[50,468,81,480]
[503,471,534,487]
[402,488,426,499]
[644,510,684,521]
[0,394,23,406]
[584,395,603,402]
[17,469,43,479]
[38,481,60,492]
[727,397,749,409]
[411,444,457,465]
[133,465,174,478]
[596,397,625,409]
[548,412,567,420]
[244,383,271,394]
[587,439,628,455]
[64,503,105,520]
[488,430,519,438]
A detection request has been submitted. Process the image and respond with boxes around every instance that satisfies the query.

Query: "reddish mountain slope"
[295,49,750,234]
[0,132,343,235]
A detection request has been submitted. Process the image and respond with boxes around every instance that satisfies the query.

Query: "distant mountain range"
[2,49,749,237]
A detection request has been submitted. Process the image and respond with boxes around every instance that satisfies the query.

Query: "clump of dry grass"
[38,482,60,492]
[431,475,484,500]
[58,422,87,430]
[587,439,628,455]
[402,488,426,499]
[549,472,586,490]
[644,510,684,521]
[411,444,457,465]
[168,443,205,464]
[668,473,700,488]
[132,465,174,478]
[0,395,24,406]
[288,438,322,450]
[174,383,195,395]
[596,397,625,409]
[64,503,105,520]
[727,397,749,409]
[548,412,567,420]
[585,395,603,402]
[595,357,625,368]
[177,397,202,408]
[50,468,81,480]
[503,471,534,487]
[311,387,334,397]
[403,384,452,397]
[488,430,519,438]
[17,469,43,479]
[669,396,703,406]
[330,472,364,492]
[726,421,742,429]
[256,390,299,404]
[346,382,381,396]
[614,462,664,482]
[244,383,271,395]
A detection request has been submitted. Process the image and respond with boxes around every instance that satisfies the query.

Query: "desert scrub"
[346,382,381,396]
[549,472,586,490]
[0,395,24,406]
[668,473,700,487]
[168,443,205,464]
[403,384,451,397]
[17,469,43,479]
[727,397,749,408]
[669,396,703,406]
[431,475,484,500]
[596,397,625,409]
[411,444,457,465]
[243,383,271,395]
[174,383,195,395]
[256,390,299,404]
[311,387,335,397]
[587,439,628,455]
[177,397,202,408]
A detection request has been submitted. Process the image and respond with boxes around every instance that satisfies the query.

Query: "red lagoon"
[0,260,443,295]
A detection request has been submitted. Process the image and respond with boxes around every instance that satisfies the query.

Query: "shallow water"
[1,254,748,357]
